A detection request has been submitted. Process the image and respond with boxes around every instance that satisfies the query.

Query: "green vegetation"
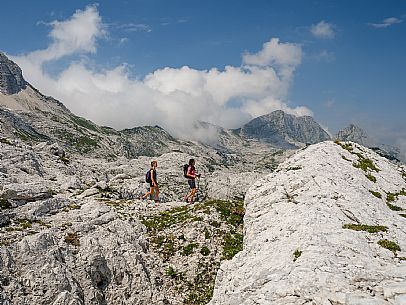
[223,232,243,260]
[341,155,351,162]
[141,199,244,304]
[15,219,32,229]
[400,214,406,218]
[287,166,302,171]
[166,266,180,279]
[387,203,403,211]
[386,193,396,202]
[366,174,377,183]
[64,232,80,247]
[0,138,12,145]
[369,190,382,199]
[141,205,191,232]
[293,249,302,262]
[378,239,401,253]
[204,227,211,239]
[343,224,388,233]
[200,246,210,256]
[335,140,353,152]
[353,157,379,172]
[71,116,99,132]
[184,262,218,305]
[59,155,70,165]
[0,198,11,210]
[182,243,198,256]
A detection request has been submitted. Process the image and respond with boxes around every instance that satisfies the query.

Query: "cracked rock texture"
[209,141,406,305]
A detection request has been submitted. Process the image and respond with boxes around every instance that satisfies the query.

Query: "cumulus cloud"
[11,5,312,141]
[310,21,335,39]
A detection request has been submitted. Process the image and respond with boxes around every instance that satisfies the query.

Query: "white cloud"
[117,23,152,32]
[369,17,403,28]
[310,21,335,39]
[11,6,312,141]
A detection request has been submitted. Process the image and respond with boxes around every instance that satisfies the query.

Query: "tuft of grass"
[141,206,191,232]
[166,266,179,279]
[64,232,80,247]
[387,203,403,211]
[0,138,12,145]
[386,193,396,202]
[200,246,210,256]
[182,243,198,256]
[287,166,302,171]
[59,156,70,165]
[343,223,387,233]
[400,214,406,218]
[204,227,211,239]
[369,190,382,199]
[293,249,302,262]
[222,232,243,260]
[366,174,377,183]
[378,239,401,253]
[0,198,12,210]
[353,158,379,172]
[335,140,353,152]
[342,155,351,162]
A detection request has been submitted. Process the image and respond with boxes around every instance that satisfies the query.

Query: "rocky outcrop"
[210,141,406,305]
[236,110,331,148]
[0,52,27,95]
[336,124,373,147]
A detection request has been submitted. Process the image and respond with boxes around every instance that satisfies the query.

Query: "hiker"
[184,158,200,204]
[141,160,159,203]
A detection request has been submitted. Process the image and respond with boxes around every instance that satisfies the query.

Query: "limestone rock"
[209,141,406,305]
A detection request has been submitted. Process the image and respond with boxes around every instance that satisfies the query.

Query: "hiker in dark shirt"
[184,158,200,204]
[141,160,159,203]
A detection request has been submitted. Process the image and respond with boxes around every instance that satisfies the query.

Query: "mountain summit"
[0,52,27,95]
[235,110,331,148]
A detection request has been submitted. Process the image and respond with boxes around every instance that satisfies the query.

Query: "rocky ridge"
[0,52,27,95]
[235,110,331,148]
[209,141,406,305]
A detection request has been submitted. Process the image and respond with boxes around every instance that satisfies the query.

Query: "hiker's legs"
[142,186,153,199]
[188,188,197,202]
[154,186,159,201]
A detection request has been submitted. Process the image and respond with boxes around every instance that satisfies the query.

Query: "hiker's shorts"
[188,179,196,189]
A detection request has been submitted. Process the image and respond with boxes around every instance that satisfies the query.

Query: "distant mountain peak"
[0,52,27,95]
[235,110,331,148]
[335,124,373,147]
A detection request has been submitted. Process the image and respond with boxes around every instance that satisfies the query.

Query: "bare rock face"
[236,110,331,148]
[209,141,406,305]
[0,52,27,95]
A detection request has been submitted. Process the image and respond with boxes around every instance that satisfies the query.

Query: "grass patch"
[59,155,70,165]
[287,166,302,171]
[71,116,99,132]
[335,140,353,152]
[378,239,401,253]
[366,174,377,183]
[369,190,382,199]
[182,243,198,256]
[0,198,12,210]
[198,199,245,228]
[204,227,211,239]
[387,203,403,211]
[184,262,218,305]
[200,246,210,256]
[0,138,12,145]
[353,157,379,172]
[342,155,351,162]
[64,232,80,247]
[400,214,406,218]
[293,249,302,262]
[166,266,180,279]
[141,206,191,232]
[222,232,243,260]
[387,193,396,202]
[343,223,388,233]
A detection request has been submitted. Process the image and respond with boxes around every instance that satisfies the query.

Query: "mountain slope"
[209,141,406,304]
[235,110,331,148]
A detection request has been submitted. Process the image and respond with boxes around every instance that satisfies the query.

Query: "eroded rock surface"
[210,141,406,305]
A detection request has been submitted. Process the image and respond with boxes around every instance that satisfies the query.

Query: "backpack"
[183,164,189,178]
[146,170,152,183]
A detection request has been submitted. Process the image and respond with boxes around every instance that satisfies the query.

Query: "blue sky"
[1,0,405,148]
